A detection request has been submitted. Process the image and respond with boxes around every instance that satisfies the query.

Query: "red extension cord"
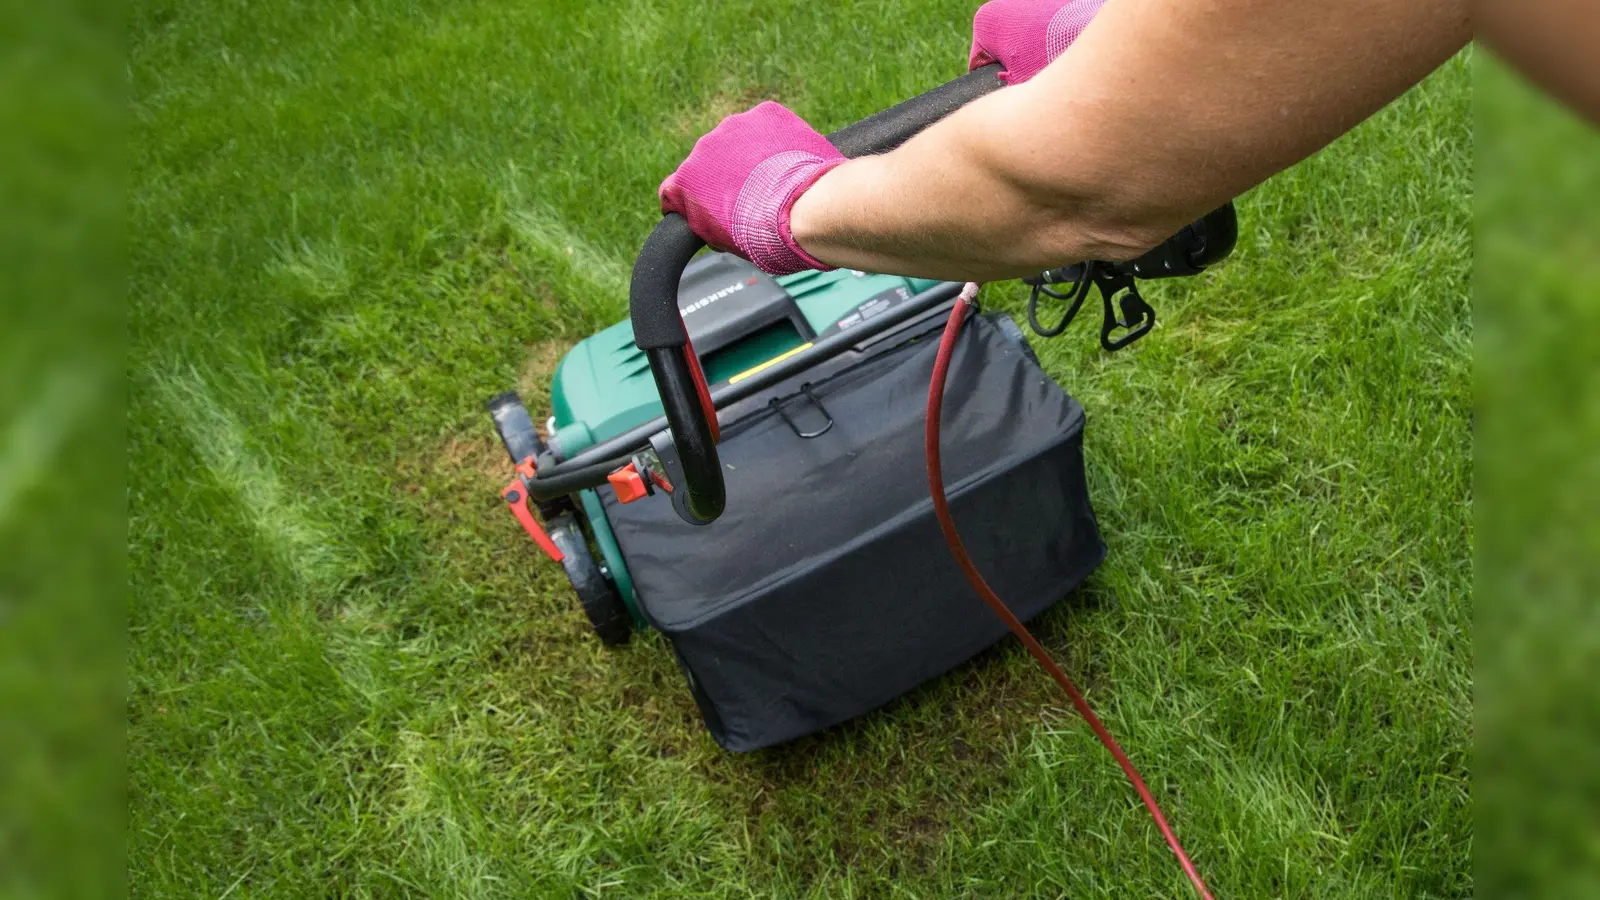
[925,284,1215,900]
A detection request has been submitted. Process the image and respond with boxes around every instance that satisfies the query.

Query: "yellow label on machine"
[728,342,814,385]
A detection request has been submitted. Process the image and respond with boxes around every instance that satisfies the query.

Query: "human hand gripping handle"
[969,0,1108,85]
[660,102,846,277]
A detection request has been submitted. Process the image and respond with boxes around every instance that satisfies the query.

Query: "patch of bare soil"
[669,84,787,139]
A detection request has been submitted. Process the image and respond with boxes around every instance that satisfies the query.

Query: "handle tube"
[647,346,725,522]
[630,217,709,351]
[828,64,1009,156]
[629,64,1007,525]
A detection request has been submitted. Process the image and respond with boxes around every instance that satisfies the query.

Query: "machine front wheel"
[547,513,632,646]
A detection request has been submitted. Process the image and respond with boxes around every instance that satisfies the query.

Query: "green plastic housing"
[550,269,940,438]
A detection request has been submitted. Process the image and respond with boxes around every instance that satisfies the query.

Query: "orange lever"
[607,463,651,504]
[502,480,563,563]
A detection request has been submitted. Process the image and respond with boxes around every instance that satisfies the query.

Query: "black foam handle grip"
[1187,202,1238,269]
[630,217,705,351]
[828,63,1010,157]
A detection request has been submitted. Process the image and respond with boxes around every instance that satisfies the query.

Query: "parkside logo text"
[680,281,746,316]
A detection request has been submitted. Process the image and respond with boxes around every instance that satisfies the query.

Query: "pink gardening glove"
[660,102,846,275]
[969,0,1107,85]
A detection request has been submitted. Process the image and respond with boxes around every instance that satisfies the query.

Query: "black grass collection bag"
[603,314,1105,750]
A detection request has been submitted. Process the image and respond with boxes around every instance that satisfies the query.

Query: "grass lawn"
[129,1,1471,896]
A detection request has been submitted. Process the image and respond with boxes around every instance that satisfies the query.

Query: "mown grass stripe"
[508,205,632,301]
[151,367,348,589]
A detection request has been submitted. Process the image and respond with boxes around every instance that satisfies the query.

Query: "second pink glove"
[660,102,845,276]
[969,0,1107,85]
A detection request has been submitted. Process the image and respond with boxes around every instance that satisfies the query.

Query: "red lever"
[503,482,563,562]
[683,333,719,444]
[502,456,563,562]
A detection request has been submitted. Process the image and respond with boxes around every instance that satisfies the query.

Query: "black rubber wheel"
[547,512,631,646]
[486,391,548,464]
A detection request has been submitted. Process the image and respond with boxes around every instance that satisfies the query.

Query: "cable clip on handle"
[1024,203,1238,352]
[1022,261,1153,351]
[1095,267,1156,351]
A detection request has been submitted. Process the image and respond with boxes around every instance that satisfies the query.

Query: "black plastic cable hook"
[1092,266,1156,351]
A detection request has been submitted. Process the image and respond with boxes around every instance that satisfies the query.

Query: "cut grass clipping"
[130,2,1470,897]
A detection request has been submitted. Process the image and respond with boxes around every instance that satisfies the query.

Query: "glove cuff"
[776,156,846,273]
[733,153,846,275]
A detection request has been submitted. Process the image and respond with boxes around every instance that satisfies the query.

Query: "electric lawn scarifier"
[487,65,1235,752]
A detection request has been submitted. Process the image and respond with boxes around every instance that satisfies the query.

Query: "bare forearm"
[790,84,1159,282]
[791,0,1470,281]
